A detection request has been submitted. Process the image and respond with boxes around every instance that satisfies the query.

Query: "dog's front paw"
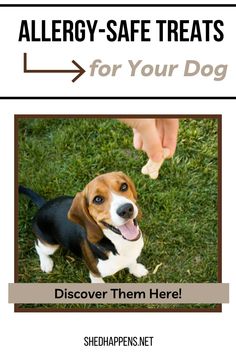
[90,273,105,283]
[91,278,105,284]
[129,263,148,277]
[40,257,54,273]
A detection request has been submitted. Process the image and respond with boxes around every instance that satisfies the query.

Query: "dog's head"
[68,171,141,244]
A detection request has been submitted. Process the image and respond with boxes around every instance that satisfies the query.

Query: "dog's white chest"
[97,230,144,278]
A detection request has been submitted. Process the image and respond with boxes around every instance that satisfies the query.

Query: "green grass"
[17,117,219,310]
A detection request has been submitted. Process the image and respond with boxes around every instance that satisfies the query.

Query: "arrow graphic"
[23,53,85,82]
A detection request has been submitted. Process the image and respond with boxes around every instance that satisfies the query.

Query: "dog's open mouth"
[102,219,140,241]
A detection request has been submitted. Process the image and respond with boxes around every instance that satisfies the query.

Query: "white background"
[0,2,235,97]
[0,1,236,354]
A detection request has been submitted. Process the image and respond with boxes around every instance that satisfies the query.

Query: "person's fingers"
[139,124,163,162]
[133,129,143,150]
[119,118,178,162]
[120,119,162,160]
[162,119,179,158]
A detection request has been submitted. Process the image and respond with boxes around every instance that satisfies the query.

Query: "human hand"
[119,118,179,162]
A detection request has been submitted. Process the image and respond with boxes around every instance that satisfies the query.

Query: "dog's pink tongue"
[117,220,139,240]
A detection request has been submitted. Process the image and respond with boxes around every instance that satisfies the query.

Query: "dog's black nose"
[117,203,134,219]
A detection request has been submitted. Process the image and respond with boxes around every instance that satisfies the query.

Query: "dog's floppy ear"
[117,171,137,200]
[68,191,103,243]
[80,240,101,277]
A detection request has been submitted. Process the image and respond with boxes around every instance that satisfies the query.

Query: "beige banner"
[9,283,229,304]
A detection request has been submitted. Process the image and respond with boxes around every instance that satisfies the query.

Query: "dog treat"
[141,148,170,179]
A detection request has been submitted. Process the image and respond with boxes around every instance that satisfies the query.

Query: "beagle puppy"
[19,172,148,283]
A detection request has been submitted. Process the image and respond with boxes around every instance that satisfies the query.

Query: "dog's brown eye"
[93,195,104,205]
[120,182,128,192]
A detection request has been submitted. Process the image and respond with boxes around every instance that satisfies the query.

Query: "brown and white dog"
[19,172,148,283]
